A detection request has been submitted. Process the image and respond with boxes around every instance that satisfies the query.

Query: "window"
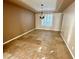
[41,14,53,27]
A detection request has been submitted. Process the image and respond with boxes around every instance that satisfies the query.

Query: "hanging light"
[40,12,45,19]
[40,4,45,19]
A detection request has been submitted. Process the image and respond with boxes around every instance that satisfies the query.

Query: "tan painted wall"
[3,2,35,43]
[61,2,75,58]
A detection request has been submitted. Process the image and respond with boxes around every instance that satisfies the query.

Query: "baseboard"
[35,28,60,31]
[60,33,74,59]
[3,29,35,45]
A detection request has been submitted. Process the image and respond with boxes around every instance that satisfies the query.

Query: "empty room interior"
[3,0,75,59]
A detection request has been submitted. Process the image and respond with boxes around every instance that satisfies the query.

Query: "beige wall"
[61,2,75,58]
[3,2,35,43]
[35,13,62,31]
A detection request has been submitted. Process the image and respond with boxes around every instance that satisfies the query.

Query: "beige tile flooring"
[3,29,73,59]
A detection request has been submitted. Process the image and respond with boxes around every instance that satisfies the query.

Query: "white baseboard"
[35,28,60,31]
[3,29,35,45]
[60,33,74,59]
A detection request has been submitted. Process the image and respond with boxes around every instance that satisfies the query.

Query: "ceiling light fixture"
[40,4,45,19]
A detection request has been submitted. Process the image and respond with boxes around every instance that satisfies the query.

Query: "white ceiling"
[18,0,57,12]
